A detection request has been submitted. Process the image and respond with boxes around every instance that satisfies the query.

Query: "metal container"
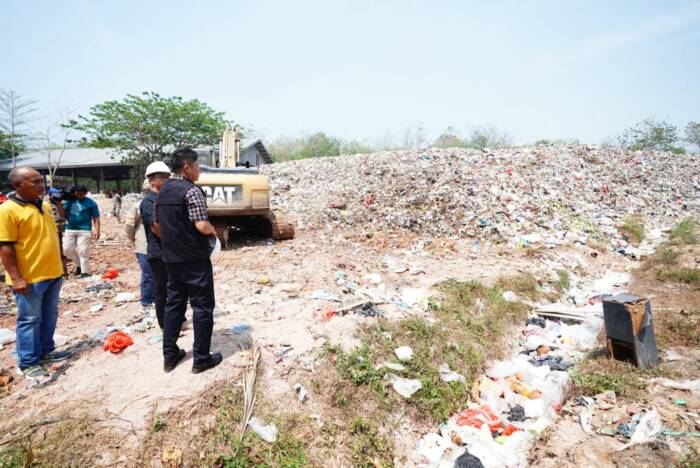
[602,294,659,369]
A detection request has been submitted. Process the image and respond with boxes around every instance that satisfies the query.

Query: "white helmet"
[145,161,171,177]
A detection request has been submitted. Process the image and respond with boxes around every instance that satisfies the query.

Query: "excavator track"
[266,211,295,240]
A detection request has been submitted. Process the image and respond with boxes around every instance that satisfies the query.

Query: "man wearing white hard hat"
[124,179,155,312]
[140,161,171,329]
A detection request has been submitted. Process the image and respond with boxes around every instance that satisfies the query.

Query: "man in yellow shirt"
[0,167,70,379]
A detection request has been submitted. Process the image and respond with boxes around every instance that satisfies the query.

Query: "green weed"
[619,216,645,245]
[670,218,698,245]
[348,417,394,468]
[555,269,571,293]
[655,268,700,285]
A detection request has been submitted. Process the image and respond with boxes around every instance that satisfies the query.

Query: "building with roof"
[0,147,135,192]
[0,139,273,192]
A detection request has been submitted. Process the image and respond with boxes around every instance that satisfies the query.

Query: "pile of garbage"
[411,270,634,467]
[264,145,699,250]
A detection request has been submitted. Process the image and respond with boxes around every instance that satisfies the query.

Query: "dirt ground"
[0,197,697,466]
[0,199,549,446]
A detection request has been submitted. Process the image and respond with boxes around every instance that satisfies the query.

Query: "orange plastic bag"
[103,331,133,353]
[456,405,501,432]
[101,268,119,280]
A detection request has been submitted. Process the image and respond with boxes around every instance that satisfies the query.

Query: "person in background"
[47,188,69,275]
[141,161,172,329]
[154,149,221,374]
[125,180,155,312]
[57,185,100,277]
[112,190,122,222]
[0,167,70,379]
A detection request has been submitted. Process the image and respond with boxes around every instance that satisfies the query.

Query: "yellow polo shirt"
[0,198,63,285]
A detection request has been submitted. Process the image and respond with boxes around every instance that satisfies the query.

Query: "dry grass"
[136,382,311,467]
[0,414,124,467]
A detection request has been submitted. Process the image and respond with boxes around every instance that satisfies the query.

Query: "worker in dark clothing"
[154,148,221,374]
[140,161,171,329]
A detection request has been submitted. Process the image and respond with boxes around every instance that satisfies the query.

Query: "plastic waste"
[100,268,119,280]
[380,362,406,371]
[502,291,519,302]
[53,334,68,347]
[456,405,501,432]
[90,303,104,313]
[616,408,662,451]
[85,281,113,292]
[394,346,414,362]
[454,449,485,468]
[248,417,278,443]
[103,331,134,353]
[232,323,252,334]
[294,383,307,402]
[439,363,466,384]
[385,373,422,398]
[529,356,573,371]
[114,292,136,303]
[505,404,526,422]
[309,289,341,302]
[0,328,15,346]
[526,317,546,328]
[400,288,429,308]
[257,275,271,285]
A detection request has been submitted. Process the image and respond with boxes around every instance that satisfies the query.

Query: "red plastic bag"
[101,268,119,280]
[103,331,133,353]
[456,405,501,432]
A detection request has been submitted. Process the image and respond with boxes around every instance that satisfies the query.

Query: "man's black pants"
[147,257,168,329]
[163,258,215,366]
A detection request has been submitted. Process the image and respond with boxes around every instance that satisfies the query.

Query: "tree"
[434,127,466,148]
[466,126,513,150]
[0,89,37,166]
[0,134,25,161]
[66,92,227,163]
[37,106,78,187]
[617,117,680,152]
[685,121,700,151]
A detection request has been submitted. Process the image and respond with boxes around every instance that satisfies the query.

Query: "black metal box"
[602,294,659,369]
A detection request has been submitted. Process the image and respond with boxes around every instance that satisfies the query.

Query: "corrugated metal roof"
[241,139,273,164]
[0,147,130,171]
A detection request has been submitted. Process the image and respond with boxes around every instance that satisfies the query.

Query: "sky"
[2,0,700,145]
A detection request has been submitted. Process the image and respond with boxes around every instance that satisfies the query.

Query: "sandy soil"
[0,199,547,441]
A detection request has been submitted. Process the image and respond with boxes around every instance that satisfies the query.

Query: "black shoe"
[163,349,186,373]
[75,267,81,276]
[192,352,222,374]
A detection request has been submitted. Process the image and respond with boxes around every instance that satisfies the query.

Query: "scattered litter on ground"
[114,292,137,303]
[439,363,466,383]
[248,417,278,443]
[85,281,113,292]
[385,373,422,398]
[103,331,134,353]
[395,346,414,362]
[0,328,15,346]
[309,289,341,302]
[294,383,307,402]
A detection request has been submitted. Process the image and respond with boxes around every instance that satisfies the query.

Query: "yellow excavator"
[196,126,294,247]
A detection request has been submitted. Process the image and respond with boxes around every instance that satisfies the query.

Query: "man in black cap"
[154,148,221,374]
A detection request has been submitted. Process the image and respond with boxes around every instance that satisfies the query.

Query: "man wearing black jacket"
[154,149,222,374]
[140,161,171,329]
